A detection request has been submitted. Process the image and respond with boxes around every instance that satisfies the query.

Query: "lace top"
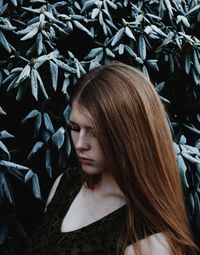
[25,167,156,255]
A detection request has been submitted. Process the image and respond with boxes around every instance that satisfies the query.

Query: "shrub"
[0,0,200,253]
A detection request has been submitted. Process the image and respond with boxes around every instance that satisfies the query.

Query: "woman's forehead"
[70,100,93,124]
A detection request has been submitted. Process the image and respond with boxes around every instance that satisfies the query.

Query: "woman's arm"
[124,232,170,255]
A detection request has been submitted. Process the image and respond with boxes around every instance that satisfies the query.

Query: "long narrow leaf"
[31,173,41,199]
[35,69,48,98]
[21,28,38,41]
[45,148,52,177]
[27,141,44,160]
[15,64,31,85]
[24,169,34,182]
[30,69,38,100]
[52,127,65,150]
[21,110,39,124]
[34,113,42,138]
[125,27,135,40]
[43,113,54,133]
[138,35,146,60]
[0,107,6,116]
[111,28,124,46]
[36,32,43,55]
[193,50,200,75]
[49,61,58,91]
[73,20,93,37]
[0,172,13,204]
[0,131,14,139]
[0,141,10,159]
[0,31,11,53]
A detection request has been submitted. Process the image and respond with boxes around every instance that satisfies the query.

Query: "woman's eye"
[67,121,80,132]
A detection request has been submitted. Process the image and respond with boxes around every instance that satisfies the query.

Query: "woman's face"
[69,100,107,175]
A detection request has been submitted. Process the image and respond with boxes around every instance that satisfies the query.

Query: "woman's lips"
[79,157,94,165]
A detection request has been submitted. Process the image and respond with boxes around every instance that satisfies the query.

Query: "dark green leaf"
[0,172,13,204]
[36,33,43,55]
[169,54,174,73]
[0,223,9,245]
[125,27,135,40]
[187,4,200,15]
[91,8,100,19]
[45,149,52,177]
[64,131,71,156]
[24,169,34,182]
[111,28,124,46]
[21,28,38,41]
[50,61,58,91]
[184,124,200,135]
[63,105,71,122]
[124,45,137,58]
[27,141,44,160]
[81,0,96,13]
[22,110,39,124]
[164,0,173,15]
[10,0,17,6]
[138,35,146,60]
[0,31,11,53]
[177,155,189,188]
[73,20,94,37]
[21,7,41,14]
[0,107,6,116]
[194,192,200,228]
[185,55,191,74]
[0,160,25,181]
[187,191,194,220]
[7,76,19,92]
[193,50,200,75]
[30,69,38,100]
[118,44,124,55]
[85,47,102,59]
[2,73,18,85]
[15,64,31,85]
[62,76,70,96]
[43,113,54,133]
[52,127,65,150]
[105,48,115,58]
[35,69,48,99]
[181,152,200,164]
[146,59,159,71]
[34,113,42,138]
[31,174,41,199]
[54,59,76,73]
[0,131,14,139]
[155,82,165,92]
[0,141,10,159]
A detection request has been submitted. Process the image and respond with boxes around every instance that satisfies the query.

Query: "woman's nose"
[74,133,90,151]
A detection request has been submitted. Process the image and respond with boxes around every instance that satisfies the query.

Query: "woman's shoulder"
[124,232,170,255]
[45,166,80,210]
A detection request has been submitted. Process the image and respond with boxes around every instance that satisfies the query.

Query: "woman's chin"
[81,164,102,176]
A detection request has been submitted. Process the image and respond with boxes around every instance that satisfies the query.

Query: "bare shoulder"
[45,173,64,211]
[124,232,170,255]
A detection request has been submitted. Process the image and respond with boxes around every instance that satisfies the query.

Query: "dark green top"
[25,167,156,255]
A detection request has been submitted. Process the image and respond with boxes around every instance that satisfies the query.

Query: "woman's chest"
[60,186,126,233]
[46,195,125,255]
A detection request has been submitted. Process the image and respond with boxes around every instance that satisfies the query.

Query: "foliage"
[0,0,200,253]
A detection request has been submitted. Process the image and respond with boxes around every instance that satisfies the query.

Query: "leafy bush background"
[0,0,200,253]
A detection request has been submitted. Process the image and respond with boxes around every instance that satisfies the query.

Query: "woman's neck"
[87,171,126,201]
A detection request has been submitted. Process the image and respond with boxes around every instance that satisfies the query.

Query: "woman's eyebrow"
[69,119,94,129]
[68,119,78,125]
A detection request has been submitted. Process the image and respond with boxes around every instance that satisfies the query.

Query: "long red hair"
[72,62,199,254]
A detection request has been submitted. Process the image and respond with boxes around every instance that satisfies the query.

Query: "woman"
[25,62,199,255]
